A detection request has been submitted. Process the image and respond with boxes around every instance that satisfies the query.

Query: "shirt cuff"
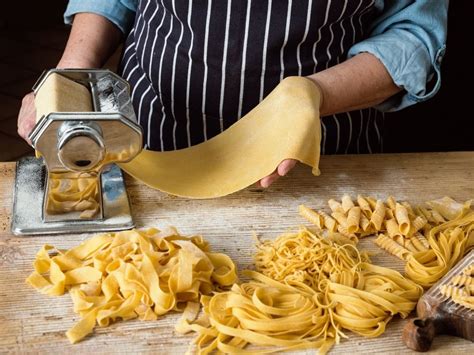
[64,0,136,34]
[348,30,446,112]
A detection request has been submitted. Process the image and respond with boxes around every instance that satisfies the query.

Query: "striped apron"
[119,0,383,154]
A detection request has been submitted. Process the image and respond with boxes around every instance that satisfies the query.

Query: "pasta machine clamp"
[11,69,143,235]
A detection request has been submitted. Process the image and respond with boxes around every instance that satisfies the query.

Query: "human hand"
[17,92,37,145]
[259,159,297,188]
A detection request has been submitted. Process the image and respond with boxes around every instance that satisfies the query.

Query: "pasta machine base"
[11,156,134,235]
[402,250,474,351]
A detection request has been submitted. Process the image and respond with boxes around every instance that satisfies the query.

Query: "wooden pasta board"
[1,152,474,353]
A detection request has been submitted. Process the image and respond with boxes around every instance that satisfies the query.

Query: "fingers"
[259,170,280,188]
[17,92,36,145]
[277,159,297,176]
[259,159,298,188]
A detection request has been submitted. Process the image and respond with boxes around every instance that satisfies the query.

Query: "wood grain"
[1,152,474,353]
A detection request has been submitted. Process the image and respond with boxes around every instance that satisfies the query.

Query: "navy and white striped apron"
[119,0,384,154]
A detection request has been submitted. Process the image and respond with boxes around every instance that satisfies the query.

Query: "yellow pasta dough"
[26,228,237,343]
[35,74,321,199]
[35,73,92,123]
[120,77,321,198]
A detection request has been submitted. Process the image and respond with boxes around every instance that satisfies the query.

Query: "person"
[17,0,448,187]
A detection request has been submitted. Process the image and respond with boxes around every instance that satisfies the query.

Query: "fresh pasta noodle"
[451,274,474,287]
[337,225,357,241]
[328,199,344,213]
[438,263,474,310]
[463,265,474,276]
[440,285,468,299]
[395,203,411,236]
[360,214,371,232]
[405,211,474,288]
[403,238,419,253]
[182,228,422,354]
[346,207,361,234]
[386,218,402,238]
[426,197,472,221]
[341,194,355,213]
[386,196,397,210]
[370,200,386,231]
[47,172,100,219]
[410,233,429,252]
[320,211,338,232]
[357,195,373,218]
[410,215,428,235]
[332,211,348,227]
[374,234,412,261]
[298,204,324,229]
[26,228,237,343]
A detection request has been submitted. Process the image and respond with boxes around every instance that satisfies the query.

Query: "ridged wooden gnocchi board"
[403,250,474,351]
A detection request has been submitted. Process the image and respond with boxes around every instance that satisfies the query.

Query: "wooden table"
[1,152,473,354]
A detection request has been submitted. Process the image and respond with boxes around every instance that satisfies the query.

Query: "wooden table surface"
[1,152,474,354]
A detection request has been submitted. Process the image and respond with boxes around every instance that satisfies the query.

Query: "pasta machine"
[11,69,143,235]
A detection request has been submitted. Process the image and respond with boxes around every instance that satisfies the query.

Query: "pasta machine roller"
[11,69,143,235]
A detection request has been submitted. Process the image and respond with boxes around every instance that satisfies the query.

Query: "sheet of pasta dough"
[120,77,322,198]
[35,73,92,122]
[35,73,321,198]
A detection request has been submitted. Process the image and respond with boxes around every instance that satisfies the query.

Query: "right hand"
[17,92,37,145]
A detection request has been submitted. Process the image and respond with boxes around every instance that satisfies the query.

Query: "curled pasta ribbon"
[405,211,474,288]
[375,234,412,261]
[47,172,100,219]
[183,228,421,354]
[26,228,237,343]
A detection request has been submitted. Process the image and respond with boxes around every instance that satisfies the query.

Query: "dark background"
[0,1,472,160]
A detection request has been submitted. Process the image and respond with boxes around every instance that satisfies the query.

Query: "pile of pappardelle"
[26,195,474,353]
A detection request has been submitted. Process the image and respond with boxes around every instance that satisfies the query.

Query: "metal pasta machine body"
[11,69,143,235]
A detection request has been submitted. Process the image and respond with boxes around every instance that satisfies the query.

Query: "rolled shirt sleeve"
[64,0,138,34]
[348,0,448,112]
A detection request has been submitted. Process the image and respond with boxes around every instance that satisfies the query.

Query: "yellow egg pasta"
[357,195,373,218]
[47,172,100,219]
[375,234,412,261]
[328,199,344,213]
[369,200,386,231]
[451,274,474,287]
[182,228,422,354]
[298,204,324,229]
[437,263,474,310]
[346,207,361,234]
[395,203,411,236]
[26,228,237,344]
[405,211,474,288]
[341,194,355,213]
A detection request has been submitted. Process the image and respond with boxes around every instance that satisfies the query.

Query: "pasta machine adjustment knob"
[57,121,105,172]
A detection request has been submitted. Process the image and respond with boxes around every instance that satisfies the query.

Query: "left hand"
[259,159,297,188]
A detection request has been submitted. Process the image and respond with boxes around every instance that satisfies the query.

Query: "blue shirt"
[64,0,448,112]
